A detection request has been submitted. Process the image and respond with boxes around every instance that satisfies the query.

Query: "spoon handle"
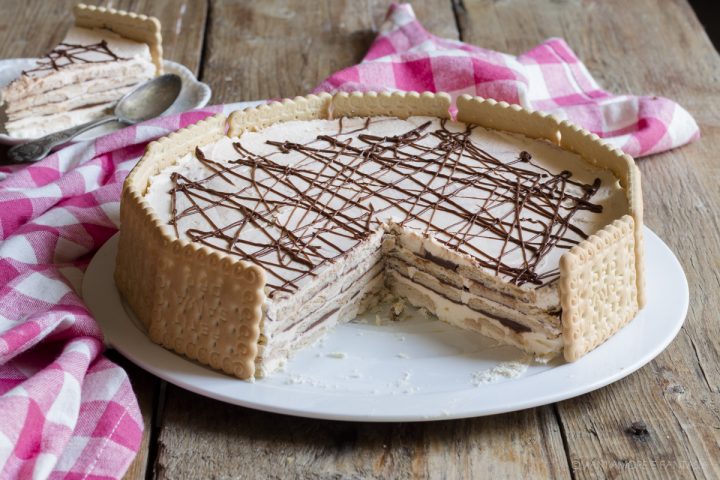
[7,115,118,164]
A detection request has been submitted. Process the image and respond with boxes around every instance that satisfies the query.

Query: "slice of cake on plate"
[115,92,645,379]
[1,4,162,139]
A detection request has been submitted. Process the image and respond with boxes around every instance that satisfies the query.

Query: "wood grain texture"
[0,1,77,60]
[459,0,720,478]
[108,0,209,74]
[201,0,458,103]
[156,385,570,480]
[82,0,208,73]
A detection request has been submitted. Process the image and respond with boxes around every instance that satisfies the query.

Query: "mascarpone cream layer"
[4,102,114,138]
[6,76,145,118]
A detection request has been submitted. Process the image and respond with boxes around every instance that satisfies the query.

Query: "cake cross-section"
[115,92,644,379]
[1,4,162,139]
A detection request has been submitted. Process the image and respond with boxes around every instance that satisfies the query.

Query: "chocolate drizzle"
[167,118,604,296]
[23,40,126,75]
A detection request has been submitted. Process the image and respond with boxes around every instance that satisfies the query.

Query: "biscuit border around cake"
[74,3,163,75]
[116,91,644,379]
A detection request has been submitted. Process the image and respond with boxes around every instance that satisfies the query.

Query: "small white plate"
[0,58,211,145]
[83,227,688,422]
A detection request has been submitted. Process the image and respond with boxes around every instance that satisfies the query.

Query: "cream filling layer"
[387,271,563,358]
[5,103,114,138]
[385,258,561,336]
[384,225,562,312]
[6,76,146,118]
[258,266,386,377]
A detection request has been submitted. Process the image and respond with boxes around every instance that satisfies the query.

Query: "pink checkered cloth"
[316,3,700,157]
[0,106,223,479]
[0,4,700,479]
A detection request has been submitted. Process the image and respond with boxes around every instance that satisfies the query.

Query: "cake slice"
[1,4,162,139]
[115,92,644,380]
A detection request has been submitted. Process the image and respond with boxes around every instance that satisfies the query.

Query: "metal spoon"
[7,73,183,164]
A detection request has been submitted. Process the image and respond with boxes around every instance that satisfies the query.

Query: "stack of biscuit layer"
[1,4,162,139]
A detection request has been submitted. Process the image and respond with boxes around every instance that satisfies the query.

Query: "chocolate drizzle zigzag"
[24,40,127,75]
[167,118,603,296]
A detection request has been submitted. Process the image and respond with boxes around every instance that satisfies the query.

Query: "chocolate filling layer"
[423,250,458,271]
[389,267,533,334]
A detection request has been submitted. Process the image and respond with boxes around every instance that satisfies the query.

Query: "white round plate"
[0,58,211,145]
[83,227,688,422]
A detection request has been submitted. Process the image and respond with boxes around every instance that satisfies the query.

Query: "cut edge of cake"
[115,91,644,379]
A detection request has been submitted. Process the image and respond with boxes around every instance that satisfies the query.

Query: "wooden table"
[2,1,718,478]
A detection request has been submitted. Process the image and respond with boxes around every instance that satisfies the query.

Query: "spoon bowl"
[116,74,182,123]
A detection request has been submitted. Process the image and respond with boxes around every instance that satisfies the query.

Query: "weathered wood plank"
[0,1,77,60]
[106,0,209,75]
[157,385,570,480]
[201,0,459,103]
[457,0,720,478]
[155,1,570,478]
